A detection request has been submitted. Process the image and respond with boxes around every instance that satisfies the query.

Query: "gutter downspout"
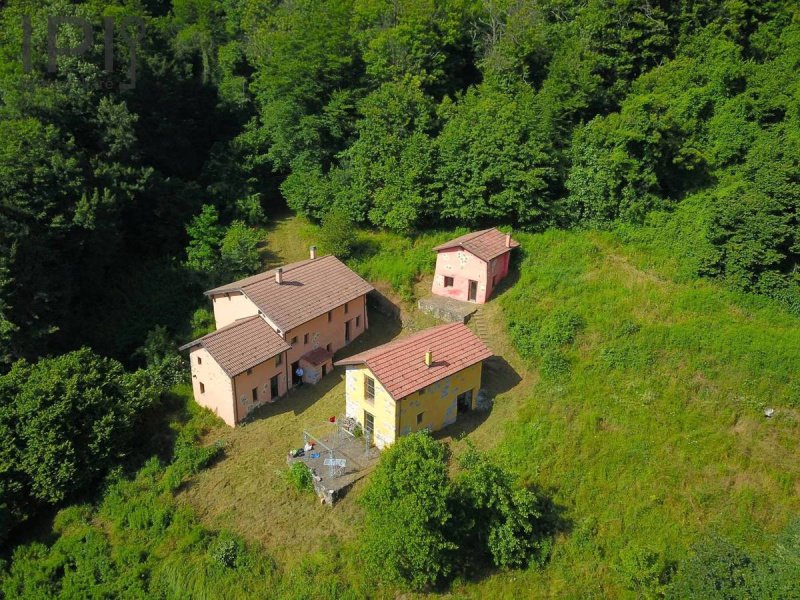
[232,373,239,424]
[283,350,290,395]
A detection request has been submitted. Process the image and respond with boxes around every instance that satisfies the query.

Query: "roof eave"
[204,285,245,297]
[178,340,201,352]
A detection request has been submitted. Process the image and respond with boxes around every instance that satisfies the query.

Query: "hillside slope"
[464,229,800,597]
[183,217,800,597]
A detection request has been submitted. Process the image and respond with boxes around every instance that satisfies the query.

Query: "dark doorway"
[291,361,301,385]
[345,319,351,343]
[457,390,473,414]
[468,280,478,302]
[322,364,327,377]
[270,374,279,399]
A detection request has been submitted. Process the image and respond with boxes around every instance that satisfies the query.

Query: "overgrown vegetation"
[286,462,314,494]
[497,230,800,596]
[0,348,175,544]
[360,433,552,591]
[0,388,361,600]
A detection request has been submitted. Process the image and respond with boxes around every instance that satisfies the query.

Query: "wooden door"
[468,280,478,302]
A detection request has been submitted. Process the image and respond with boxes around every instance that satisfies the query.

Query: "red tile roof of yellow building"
[204,255,374,332]
[179,315,290,376]
[432,228,520,261]
[335,323,492,400]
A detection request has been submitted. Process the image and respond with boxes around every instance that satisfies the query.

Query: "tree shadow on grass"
[351,236,381,260]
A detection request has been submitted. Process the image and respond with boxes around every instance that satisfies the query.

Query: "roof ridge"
[338,322,465,364]
[179,314,263,350]
[206,255,335,295]
[335,323,492,399]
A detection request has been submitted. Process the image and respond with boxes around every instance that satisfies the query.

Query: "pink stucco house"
[431,228,519,304]
[180,248,374,426]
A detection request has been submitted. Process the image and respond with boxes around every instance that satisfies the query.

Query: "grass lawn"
[178,216,800,598]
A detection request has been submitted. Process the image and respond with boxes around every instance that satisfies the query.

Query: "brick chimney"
[505,233,512,248]
[275,267,283,284]
[424,350,433,367]
[310,245,317,260]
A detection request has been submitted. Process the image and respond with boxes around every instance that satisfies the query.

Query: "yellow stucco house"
[335,323,492,449]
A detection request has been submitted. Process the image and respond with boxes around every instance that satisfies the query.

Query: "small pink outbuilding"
[431,228,519,304]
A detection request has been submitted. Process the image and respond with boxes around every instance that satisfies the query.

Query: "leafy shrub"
[508,309,585,377]
[0,349,163,543]
[210,535,243,569]
[667,536,757,599]
[539,309,585,348]
[617,545,673,599]
[452,445,551,570]
[318,209,356,259]
[220,221,262,280]
[190,308,215,338]
[287,462,313,493]
[508,321,540,361]
[540,349,571,379]
[235,193,266,225]
[360,432,455,591]
[359,433,553,591]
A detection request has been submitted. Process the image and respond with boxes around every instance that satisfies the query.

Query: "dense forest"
[1,0,799,369]
[1,0,799,597]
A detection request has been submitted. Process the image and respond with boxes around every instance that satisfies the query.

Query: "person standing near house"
[295,365,305,386]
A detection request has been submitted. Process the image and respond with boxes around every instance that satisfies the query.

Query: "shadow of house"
[367,288,402,321]
[481,260,521,302]
[481,355,522,397]
[432,402,493,441]
[431,356,521,442]
[244,369,344,422]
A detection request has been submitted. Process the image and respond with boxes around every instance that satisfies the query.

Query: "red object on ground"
[329,416,336,422]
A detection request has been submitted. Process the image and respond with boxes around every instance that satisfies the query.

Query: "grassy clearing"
[464,230,800,598]
[179,216,800,598]
[262,211,460,303]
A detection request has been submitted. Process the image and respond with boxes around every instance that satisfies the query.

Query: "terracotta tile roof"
[335,323,492,400]
[205,255,374,332]
[179,316,290,377]
[301,346,333,366]
[432,228,519,262]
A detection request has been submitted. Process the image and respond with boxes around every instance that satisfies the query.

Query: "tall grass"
[348,229,455,301]
[489,229,800,597]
